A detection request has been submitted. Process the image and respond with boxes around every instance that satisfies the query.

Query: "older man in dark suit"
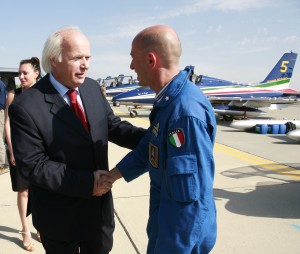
[9,26,145,254]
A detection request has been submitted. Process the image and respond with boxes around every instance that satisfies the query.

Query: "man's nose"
[130,60,134,70]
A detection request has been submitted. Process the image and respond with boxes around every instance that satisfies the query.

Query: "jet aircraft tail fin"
[261,51,297,83]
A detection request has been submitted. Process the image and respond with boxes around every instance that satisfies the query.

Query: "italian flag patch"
[168,128,185,147]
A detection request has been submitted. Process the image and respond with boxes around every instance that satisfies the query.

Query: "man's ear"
[50,57,56,67]
[148,52,156,66]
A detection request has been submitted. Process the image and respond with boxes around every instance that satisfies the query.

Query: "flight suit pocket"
[166,154,199,202]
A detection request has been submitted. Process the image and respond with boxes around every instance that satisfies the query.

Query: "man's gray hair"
[41,26,81,74]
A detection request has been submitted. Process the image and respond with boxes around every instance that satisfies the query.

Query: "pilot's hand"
[93,170,112,196]
[108,167,123,183]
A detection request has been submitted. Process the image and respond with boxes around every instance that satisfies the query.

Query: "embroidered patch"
[152,122,159,137]
[149,142,159,168]
[168,129,185,147]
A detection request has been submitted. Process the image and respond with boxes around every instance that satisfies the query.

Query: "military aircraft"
[112,52,300,118]
[99,74,140,98]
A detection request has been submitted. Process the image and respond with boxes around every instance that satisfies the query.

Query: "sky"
[1,0,300,89]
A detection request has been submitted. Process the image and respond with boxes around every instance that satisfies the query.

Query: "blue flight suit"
[117,67,217,254]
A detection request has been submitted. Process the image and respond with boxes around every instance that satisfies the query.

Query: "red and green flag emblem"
[168,129,185,147]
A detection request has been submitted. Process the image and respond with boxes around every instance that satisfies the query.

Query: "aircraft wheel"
[130,110,138,118]
[223,115,233,121]
[113,101,120,107]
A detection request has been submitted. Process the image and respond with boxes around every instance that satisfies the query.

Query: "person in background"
[8,26,145,254]
[5,57,42,252]
[108,24,217,254]
[0,77,8,174]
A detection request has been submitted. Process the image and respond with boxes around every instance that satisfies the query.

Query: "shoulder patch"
[168,128,185,147]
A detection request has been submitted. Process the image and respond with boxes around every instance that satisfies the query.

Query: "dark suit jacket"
[9,75,145,243]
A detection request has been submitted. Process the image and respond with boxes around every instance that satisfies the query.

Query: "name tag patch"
[149,142,159,168]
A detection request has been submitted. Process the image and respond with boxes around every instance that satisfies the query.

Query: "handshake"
[92,167,122,196]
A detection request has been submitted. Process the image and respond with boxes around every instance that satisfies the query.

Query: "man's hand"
[93,170,112,196]
[108,167,123,183]
[92,168,123,196]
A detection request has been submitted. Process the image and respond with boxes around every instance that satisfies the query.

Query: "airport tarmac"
[0,103,299,253]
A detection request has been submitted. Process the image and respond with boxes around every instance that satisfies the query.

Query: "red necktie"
[67,89,89,132]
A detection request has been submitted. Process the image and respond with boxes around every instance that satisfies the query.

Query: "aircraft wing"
[209,96,299,108]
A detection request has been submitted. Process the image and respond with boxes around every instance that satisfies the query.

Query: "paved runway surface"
[0,102,299,253]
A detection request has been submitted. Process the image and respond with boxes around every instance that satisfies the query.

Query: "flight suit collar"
[154,67,193,108]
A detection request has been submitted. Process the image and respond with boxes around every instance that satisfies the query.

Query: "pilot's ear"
[148,52,156,66]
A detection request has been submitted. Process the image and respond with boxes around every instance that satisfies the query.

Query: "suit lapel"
[43,76,90,140]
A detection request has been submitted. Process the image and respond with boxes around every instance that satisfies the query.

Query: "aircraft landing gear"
[222,115,234,121]
[130,110,138,118]
[113,101,120,107]
[128,106,138,118]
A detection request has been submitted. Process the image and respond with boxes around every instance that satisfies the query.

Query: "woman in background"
[5,57,41,252]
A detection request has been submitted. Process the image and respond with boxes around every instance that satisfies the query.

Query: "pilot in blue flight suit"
[116,66,217,254]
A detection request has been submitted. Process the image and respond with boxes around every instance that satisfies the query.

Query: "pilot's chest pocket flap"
[166,154,199,202]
